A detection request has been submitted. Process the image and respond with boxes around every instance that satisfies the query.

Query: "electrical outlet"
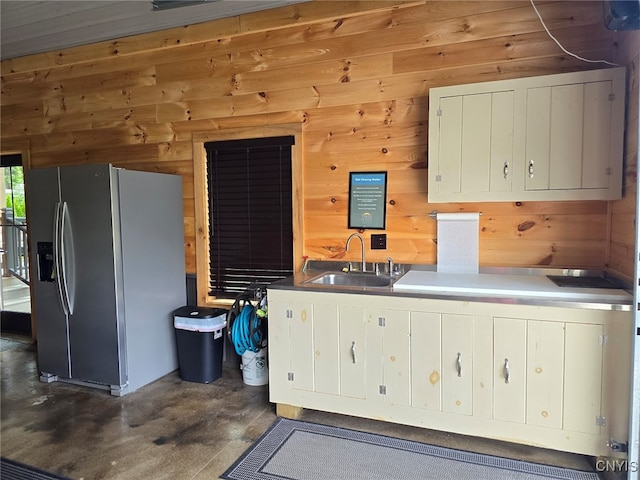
[371,234,387,250]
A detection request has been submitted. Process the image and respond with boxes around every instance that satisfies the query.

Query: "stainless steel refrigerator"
[26,164,185,396]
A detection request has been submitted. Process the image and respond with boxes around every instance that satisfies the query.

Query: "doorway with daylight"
[0,153,31,336]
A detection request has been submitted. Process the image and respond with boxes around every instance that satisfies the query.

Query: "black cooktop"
[546,275,619,289]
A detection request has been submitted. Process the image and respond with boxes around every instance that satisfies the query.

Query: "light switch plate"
[371,234,386,250]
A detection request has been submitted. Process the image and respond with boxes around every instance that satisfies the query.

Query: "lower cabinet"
[267,288,632,457]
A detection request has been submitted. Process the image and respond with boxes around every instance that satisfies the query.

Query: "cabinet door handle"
[351,341,357,364]
[503,161,509,179]
[456,352,462,377]
[504,358,510,384]
[528,159,535,178]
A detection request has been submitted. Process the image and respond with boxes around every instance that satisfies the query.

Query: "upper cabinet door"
[582,80,618,190]
[428,67,625,203]
[549,83,585,191]
[524,86,552,191]
[460,93,492,194]
[525,81,618,193]
[434,96,463,196]
[431,91,515,199]
[489,91,515,194]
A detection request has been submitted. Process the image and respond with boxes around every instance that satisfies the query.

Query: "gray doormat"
[0,457,72,480]
[221,418,599,480]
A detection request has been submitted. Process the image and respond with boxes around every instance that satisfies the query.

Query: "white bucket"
[241,348,268,386]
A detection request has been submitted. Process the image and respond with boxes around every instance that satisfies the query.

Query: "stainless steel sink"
[305,271,393,288]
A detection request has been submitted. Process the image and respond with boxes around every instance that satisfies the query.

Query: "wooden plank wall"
[1,0,636,278]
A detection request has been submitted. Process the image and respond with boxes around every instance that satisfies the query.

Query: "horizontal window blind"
[206,136,294,297]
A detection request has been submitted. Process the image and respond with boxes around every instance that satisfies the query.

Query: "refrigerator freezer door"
[26,167,71,378]
[58,164,125,387]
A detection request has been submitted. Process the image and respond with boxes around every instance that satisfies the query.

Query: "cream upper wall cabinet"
[428,67,626,203]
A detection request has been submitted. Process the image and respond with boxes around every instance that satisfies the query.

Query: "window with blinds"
[205,136,294,297]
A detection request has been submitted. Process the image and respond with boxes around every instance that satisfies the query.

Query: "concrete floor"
[1,333,603,480]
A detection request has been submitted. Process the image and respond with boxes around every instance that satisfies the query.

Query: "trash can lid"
[174,312,226,332]
[173,306,228,332]
[173,306,227,319]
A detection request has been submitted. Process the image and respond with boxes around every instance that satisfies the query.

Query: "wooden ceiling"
[0,0,308,61]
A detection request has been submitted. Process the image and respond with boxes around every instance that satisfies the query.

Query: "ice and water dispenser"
[36,242,55,282]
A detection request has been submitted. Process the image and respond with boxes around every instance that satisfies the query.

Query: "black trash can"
[173,306,227,383]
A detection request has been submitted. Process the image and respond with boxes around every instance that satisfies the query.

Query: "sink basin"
[305,272,393,288]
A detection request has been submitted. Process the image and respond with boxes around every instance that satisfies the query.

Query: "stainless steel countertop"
[268,261,633,312]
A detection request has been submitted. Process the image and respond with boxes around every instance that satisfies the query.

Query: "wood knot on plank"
[539,245,557,265]
[539,254,553,265]
[517,221,535,232]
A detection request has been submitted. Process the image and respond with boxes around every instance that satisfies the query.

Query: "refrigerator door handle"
[53,202,67,315]
[60,201,75,315]
[54,202,74,315]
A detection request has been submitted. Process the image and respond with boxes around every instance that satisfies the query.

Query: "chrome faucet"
[345,233,366,272]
